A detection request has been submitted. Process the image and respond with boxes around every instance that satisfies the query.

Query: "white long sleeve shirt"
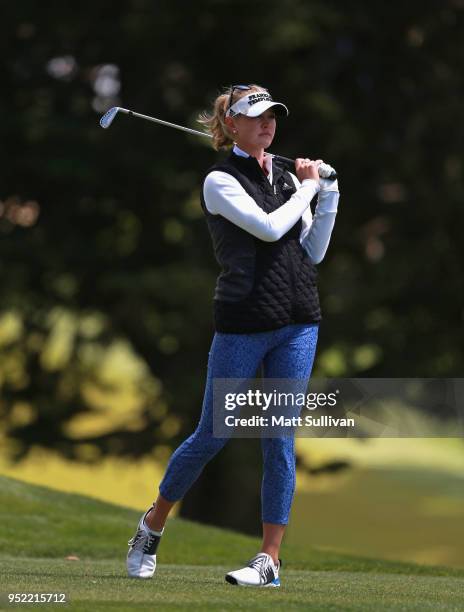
[203,144,339,264]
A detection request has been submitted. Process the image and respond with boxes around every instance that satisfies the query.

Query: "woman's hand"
[295,158,322,183]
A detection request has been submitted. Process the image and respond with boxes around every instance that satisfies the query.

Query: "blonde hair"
[197,84,268,150]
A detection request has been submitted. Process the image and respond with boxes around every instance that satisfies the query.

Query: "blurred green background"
[1,1,463,569]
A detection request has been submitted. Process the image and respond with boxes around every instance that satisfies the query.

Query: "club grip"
[272,154,338,180]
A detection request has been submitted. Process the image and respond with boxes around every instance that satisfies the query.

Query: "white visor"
[226,92,289,118]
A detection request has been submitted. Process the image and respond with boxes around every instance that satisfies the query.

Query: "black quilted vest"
[200,151,322,333]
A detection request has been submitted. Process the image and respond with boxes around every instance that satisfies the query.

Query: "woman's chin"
[260,137,274,148]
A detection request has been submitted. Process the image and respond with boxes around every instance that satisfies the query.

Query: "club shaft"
[119,108,294,166]
[121,108,213,139]
[113,107,336,176]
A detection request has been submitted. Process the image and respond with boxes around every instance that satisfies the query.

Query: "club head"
[100,107,120,129]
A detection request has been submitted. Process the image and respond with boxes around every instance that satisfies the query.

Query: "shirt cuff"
[317,190,339,213]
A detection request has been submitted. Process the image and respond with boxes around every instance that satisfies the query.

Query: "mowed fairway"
[1,476,463,611]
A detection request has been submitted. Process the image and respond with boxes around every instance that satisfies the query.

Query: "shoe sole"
[127,574,154,580]
[225,575,280,587]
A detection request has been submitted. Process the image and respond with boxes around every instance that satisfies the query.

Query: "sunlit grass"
[0,448,167,513]
[1,476,463,611]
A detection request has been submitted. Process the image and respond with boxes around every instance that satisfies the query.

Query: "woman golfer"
[127,84,339,587]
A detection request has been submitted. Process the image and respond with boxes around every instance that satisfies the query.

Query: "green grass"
[1,475,463,611]
[2,559,464,611]
[287,466,464,568]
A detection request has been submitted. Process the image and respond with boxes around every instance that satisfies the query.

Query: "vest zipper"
[272,175,296,318]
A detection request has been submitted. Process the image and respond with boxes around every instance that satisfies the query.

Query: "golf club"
[99,106,337,179]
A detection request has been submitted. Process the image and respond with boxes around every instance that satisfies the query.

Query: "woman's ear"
[224,116,237,134]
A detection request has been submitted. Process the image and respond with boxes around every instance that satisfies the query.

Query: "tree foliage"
[1,0,463,530]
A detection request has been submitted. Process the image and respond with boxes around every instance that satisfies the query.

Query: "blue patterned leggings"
[158,322,319,524]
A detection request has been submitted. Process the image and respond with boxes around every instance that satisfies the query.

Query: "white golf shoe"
[225,552,282,587]
[126,507,164,579]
